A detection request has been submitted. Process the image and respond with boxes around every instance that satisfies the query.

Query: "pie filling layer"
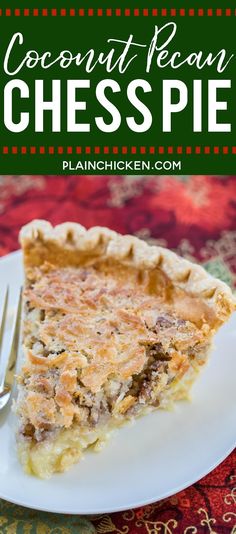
[15,258,215,478]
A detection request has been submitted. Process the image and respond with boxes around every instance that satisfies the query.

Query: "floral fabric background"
[0,175,235,533]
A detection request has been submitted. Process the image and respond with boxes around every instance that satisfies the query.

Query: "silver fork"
[0,286,22,410]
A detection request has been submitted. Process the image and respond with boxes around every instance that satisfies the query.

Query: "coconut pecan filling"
[16,262,211,446]
[15,220,236,478]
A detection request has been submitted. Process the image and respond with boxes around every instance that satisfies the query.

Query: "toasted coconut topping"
[16,220,235,446]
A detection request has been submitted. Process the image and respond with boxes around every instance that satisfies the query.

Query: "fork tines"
[0,286,22,407]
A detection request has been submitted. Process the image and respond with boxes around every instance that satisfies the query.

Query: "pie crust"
[15,220,235,478]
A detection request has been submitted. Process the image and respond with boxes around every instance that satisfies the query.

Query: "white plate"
[0,250,235,515]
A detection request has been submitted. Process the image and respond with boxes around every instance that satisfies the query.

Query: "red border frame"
[1,146,236,155]
[1,7,235,17]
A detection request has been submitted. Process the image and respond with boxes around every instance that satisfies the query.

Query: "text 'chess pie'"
[16,220,235,478]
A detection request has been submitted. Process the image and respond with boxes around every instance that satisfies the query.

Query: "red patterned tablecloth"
[0,175,235,534]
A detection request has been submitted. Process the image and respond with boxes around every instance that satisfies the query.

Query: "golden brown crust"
[16,221,236,478]
[20,219,236,325]
[16,219,235,444]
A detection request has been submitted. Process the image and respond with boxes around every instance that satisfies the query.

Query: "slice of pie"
[16,220,235,478]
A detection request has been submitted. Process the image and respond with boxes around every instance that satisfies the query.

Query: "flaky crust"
[20,219,235,325]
